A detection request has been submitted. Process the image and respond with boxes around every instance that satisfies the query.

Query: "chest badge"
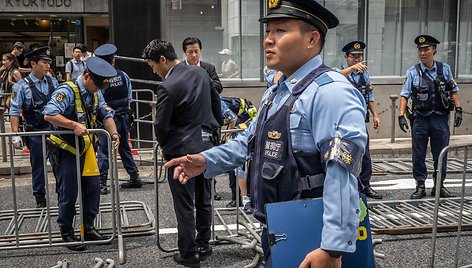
[268,130,281,140]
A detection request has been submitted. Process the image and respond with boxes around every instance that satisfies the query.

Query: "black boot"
[410,182,426,199]
[84,225,108,241]
[61,227,86,251]
[431,179,455,198]
[100,175,110,195]
[197,246,212,261]
[120,172,143,188]
[173,252,201,268]
[362,185,383,199]
[35,195,46,208]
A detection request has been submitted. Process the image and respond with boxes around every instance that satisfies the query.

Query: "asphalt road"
[1,164,471,268]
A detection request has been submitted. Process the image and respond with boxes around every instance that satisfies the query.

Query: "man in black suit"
[182,37,224,201]
[142,39,222,267]
[182,37,223,94]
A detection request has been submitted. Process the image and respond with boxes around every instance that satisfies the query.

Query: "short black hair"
[79,43,88,52]
[142,39,178,62]
[182,37,202,52]
[73,46,82,51]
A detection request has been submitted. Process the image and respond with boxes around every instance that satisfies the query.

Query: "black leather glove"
[398,115,409,133]
[455,107,463,128]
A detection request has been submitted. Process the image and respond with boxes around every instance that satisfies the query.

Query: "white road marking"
[158,223,261,235]
[371,178,472,190]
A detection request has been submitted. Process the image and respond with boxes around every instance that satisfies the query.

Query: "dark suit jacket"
[184,60,223,94]
[154,62,222,159]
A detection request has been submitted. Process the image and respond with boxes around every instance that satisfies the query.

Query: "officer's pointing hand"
[299,248,341,268]
[73,122,88,136]
[164,154,207,184]
[398,115,409,133]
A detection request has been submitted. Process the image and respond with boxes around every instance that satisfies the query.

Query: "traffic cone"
[82,145,100,176]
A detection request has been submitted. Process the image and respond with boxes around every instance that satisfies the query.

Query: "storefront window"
[367,0,458,76]
[458,0,472,76]
[322,0,365,68]
[161,0,261,80]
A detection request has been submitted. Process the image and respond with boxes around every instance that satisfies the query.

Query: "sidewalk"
[370,134,472,156]
[1,135,470,175]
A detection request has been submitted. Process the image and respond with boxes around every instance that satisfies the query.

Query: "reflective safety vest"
[49,81,98,155]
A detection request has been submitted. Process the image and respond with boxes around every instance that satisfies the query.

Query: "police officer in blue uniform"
[43,57,119,251]
[165,0,367,267]
[338,41,383,199]
[399,35,462,199]
[94,44,142,194]
[9,46,58,208]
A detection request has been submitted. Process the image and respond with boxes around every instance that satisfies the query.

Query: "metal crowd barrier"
[153,128,264,267]
[131,89,157,152]
[430,142,472,268]
[0,92,14,162]
[0,129,126,264]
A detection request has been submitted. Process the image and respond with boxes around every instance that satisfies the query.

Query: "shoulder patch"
[55,92,65,102]
[314,73,334,87]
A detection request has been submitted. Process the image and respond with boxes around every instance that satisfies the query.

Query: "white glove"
[12,135,23,149]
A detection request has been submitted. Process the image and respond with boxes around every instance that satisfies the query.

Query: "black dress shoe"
[35,196,46,208]
[197,246,212,261]
[61,228,86,251]
[410,185,426,199]
[120,179,143,188]
[362,186,383,199]
[431,186,455,198]
[84,225,107,241]
[173,253,201,268]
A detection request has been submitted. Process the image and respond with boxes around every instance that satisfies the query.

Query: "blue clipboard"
[266,194,375,268]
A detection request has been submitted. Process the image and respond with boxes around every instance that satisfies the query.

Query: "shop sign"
[0,0,84,12]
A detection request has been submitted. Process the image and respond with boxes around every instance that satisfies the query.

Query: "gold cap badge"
[268,0,281,9]
[268,130,281,140]
[46,49,51,56]
[419,37,425,43]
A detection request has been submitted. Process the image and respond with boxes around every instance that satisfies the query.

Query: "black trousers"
[167,167,212,258]
[359,130,372,185]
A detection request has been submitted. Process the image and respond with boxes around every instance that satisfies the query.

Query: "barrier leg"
[454,147,469,268]
[153,143,178,252]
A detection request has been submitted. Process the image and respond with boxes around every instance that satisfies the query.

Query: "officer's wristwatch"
[322,249,342,258]
[111,133,120,139]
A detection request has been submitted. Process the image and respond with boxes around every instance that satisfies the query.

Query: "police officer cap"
[259,0,339,36]
[415,35,440,48]
[342,41,366,54]
[85,57,117,89]
[94,44,117,59]
[24,46,52,61]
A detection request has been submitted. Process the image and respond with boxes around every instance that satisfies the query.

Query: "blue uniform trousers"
[359,130,372,184]
[28,135,49,197]
[52,150,100,228]
[167,167,212,258]
[412,113,449,181]
[97,113,138,176]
